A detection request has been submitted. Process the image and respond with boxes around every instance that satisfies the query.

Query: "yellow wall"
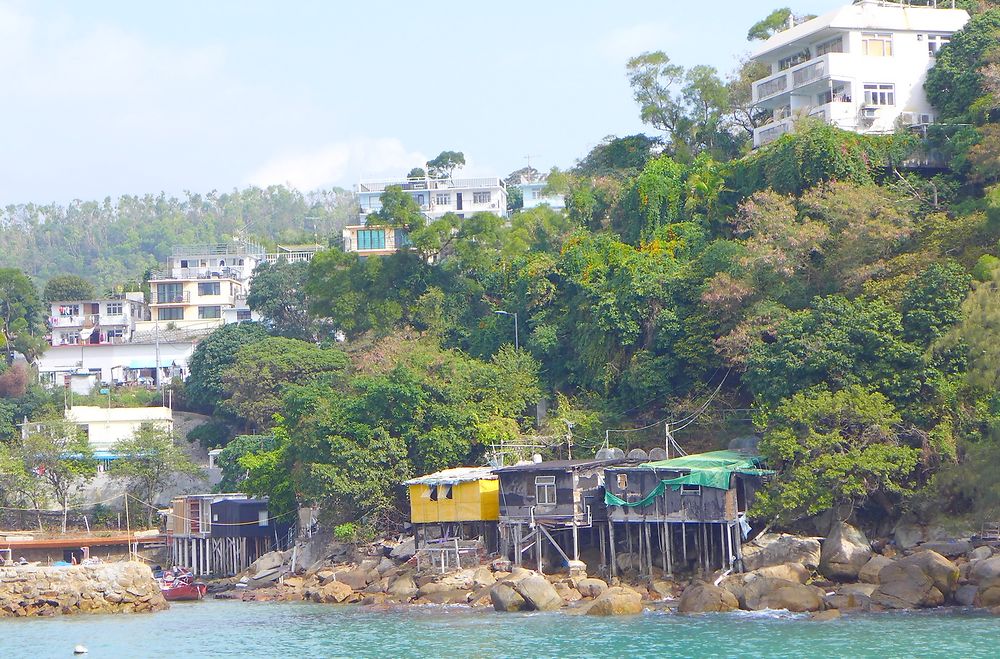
[408,479,499,523]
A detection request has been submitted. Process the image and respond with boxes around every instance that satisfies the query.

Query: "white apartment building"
[48,292,148,347]
[750,0,969,148]
[344,175,509,254]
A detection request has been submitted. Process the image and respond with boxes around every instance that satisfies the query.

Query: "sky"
[0,0,842,205]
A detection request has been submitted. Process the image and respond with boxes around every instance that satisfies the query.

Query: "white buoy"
[73,645,88,654]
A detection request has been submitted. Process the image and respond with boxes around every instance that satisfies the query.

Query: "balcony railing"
[792,60,825,87]
[49,314,131,328]
[150,291,191,305]
[357,177,506,194]
[755,75,788,101]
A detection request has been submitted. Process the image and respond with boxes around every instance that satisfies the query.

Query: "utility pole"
[563,419,575,460]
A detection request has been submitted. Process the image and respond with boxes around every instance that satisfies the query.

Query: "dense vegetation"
[2,5,1000,537]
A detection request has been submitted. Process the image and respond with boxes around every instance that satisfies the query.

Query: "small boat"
[158,568,207,601]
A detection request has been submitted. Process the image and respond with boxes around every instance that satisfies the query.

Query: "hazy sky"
[0,0,841,204]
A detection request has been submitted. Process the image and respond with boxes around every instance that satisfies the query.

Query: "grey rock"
[919,540,971,558]
[970,546,993,562]
[956,584,978,607]
[490,583,527,612]
[742,534,821,571]
[677,581,739,613]
[820,523,872,581]
[513,575,563,611]
[859,555,894,584]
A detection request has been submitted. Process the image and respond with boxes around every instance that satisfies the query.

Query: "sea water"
[1,599,998,658]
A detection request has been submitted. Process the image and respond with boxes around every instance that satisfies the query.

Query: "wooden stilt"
[608,520,617,579]
[681,522,687,566]
[665,522,673,577]
[645,523,653,576]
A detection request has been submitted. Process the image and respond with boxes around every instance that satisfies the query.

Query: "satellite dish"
[648,447,668,461]
[627,448,649,461]
[595,447,613,461]
[610,448,625,460]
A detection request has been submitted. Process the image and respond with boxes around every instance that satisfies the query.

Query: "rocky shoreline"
[0,561,167,617]
[210,524,1000,619]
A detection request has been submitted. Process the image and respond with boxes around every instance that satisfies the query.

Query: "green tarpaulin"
[604,450,773,507]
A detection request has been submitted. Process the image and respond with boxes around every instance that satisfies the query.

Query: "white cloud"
[244,138,428,191]
[599,23,675,62]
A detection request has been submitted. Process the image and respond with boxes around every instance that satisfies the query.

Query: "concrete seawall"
[0,561,168,617]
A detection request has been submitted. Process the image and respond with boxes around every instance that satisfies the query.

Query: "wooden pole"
[665,522,673,577]
[608,520,617,579]
[681,522,687,566]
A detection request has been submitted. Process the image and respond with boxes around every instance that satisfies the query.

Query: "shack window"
[681,484,702,496]
[429,485,439,501]
[442,485,453,500]
[535,475,556,505]
[258,510,269,527]
[617,474,628,489]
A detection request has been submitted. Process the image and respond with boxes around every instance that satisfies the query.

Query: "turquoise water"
[1,599,998,658]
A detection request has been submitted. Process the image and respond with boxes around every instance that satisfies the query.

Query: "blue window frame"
[357,229,386,250]
[396,230,412,247]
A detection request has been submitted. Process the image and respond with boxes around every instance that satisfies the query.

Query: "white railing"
[356,177,506,194]
[793,60,826,87]
[755,74,788,101]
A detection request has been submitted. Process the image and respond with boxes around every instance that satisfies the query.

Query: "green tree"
[20,417,97,532]
[368,185,425,229]
[247,259,314,340]
[754,385,919,523]
[626,52,687,138]
[746,8,792,41]
[221,337,348,430]
[0,268,44,363]
[426,151,466,179]
[925,9,1000,122]
[406,167,426,179]
[112,423,203,525]
[901,261,972,346]
[43,275,95,303]
[940,266,1000,390]
[185,322,270,413]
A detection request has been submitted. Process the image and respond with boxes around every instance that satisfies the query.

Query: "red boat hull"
[161,581,207,601]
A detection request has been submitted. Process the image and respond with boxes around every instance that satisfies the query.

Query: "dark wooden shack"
[494,459,621,574]
[603,450,769,578]
[210,498,271,538]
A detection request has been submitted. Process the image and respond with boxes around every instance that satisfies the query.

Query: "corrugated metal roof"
[403,466,497,486]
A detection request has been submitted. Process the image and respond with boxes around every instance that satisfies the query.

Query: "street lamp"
[494,310,518,350]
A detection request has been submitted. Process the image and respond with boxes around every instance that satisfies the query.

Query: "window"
[396,229,412,248]
[415,194,425,206]
[532,189,544,199]
[778,49,810,71]
[535,475,556,505]
[158,307,183,321]
[156,282,184,304]
[442,485,453,500]
[198,306,222,319]
[106,329,124,340]
[473,191,491,204]
[58,304,80,317]
[819,83,850,105]
[179,259,189,268]
[237,309,252,321]
[617,474,628,489]
[357,229,386,250]
[864,83,895,106]
[815,36,843,57]
[862,33,893,57]
[435,193,451,205]
[429,485,439,501]
[63,332,81,345]
[198,282,220,296]
[212,513,219,522]
[105,302,122,316]
[680,484,702,496]
[257,510,269,527]
[927,34,950,56]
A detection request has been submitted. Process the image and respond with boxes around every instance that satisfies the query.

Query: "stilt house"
[404,467,500,548]
[603,450,771,578]
[165,493,278,577]
[494,458,622,573]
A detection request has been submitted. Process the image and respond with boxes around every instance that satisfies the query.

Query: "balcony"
[49,314,131,328]
[753,53,851,106]
[150,291,191,305]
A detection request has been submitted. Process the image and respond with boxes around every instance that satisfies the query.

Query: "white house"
[344,175,509,254]
[48,292,148,348]
[64,405,173,454]
[37,340,196,392]
[515,173,565,212]
[750,0,970,147]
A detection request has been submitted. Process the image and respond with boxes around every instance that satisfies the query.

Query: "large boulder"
[490,583,527,612]
[871,562,944,609]
[956,584,979,607]
[471,567,496,590]
[751,563,811,584]
[859,555,894,584]
[389,538,416,562]
[513,575,563,612]
[576,578,609,599]
[586,586,643,616]
[758,582,825,612]
[309,581,354,604]
[899,551,959,598]
[677,582,739,614]
[743,577,824,612]
[334,569,371,591]
[970,546,993,562]
[249,551,284,575]
[820,523,872,581]
[920,541,971,558]
[742,534,821,571]
[977,577,1000,607]
[387,574,418,599]
[971,556,1000,583]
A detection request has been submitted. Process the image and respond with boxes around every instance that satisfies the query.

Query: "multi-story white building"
[48,292,148,347]
[750,0,969,148]
[343,175,508,254]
